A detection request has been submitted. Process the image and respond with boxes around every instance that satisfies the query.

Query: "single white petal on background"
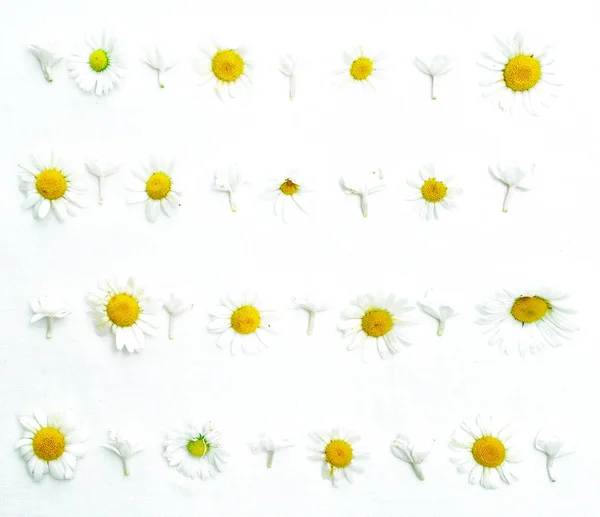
[29,295,71,339]
[292,296,328,335]
[279,55,297,100]
[27,44,62,82]
[141,45,177,88]
[340,169,385,217]
[250,434,294,468]
[390,433,434,480]
[489,162,536,212]
[214,167,243,212]
[414,55,452,99]
[162,294,192,339]
[417,290,458,336]
[85,159,121,204]
[102,429,144,476]
[535,430,574,482]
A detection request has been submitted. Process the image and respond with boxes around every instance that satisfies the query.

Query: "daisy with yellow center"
[164,422,228,479]
[196,42,252,99]
[87,277,158,353]
[450,415,522,489]
[339,292,415,361]
[126,156,182,222]
[407,163,462,220]
[479,32,559,114]
[267,171,313,223]
[15,409,86,481]
[478,288,577,356]
[309,428,369,486]
[337,46,383,90]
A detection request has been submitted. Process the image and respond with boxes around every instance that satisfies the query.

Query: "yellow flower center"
[212,50,244,83]
[361,308,393,337]
[471,436,506,468]
[230,305,261,334]
[421,178,448,203]
[503,55,541,92]
[89,49,109,72]
[325,439,353,470]
[280,178,299,196]
[32,427,66,461]
[35,168,67,200]
[510,296,549,324]
[350,57,374,81]
[145,172,172,200]
[187,436,209,458]
[106,293,140,327]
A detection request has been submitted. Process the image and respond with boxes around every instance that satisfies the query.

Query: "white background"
[1,0,599,515]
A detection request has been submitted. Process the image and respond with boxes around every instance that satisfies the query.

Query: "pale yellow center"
[472,436,506,468]
[510,296,549,324]
[212,50,244,83]
[325,439,353,469]
[350,57,374,81]
[89,49,109,72]
[421,178,447,203]
[503,55,541,92]
[187,437,209,457]
[35,168,67,200]
[106,293,140,327]
[145,172,172,200]
[32,427,66,461]
[230,305,261,334]
[361,309,393,337]
[280,178,299,196]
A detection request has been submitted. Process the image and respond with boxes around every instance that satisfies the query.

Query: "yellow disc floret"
[187,437,209,458]
[361,309,393,337]
[280,178,299,196]
[89,49,109,72]
[325,439,353,470]
[35,168,67,200]
[212,50,244,83]
[230,305,261,334]
[145,172,172,200]
[503,55,541,92]
[510,296,549,324]
[350,57,374,81]
[106,293,141,327]
[32,427,66,461]
[471,436,506,468]
[421,178,448,203]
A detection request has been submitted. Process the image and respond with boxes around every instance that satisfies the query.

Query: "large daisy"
[478,288,577,356]
[196,42,252,99]
[87,277,159,353]
[450,415,521,489]
[15,409,86,481]
[266,171,313,223]
[337,46,383,90]
[407,163,462,220]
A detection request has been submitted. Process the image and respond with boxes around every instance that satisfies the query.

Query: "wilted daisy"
[292,296,328,335]
[250,434,293,468]
[68,31,125,96]
[309,428,368,486]
[478,289,577,356]
[340,169,385,217]
[391,433,434,481]
[339,292,415,361]
[15,409,86,481]
[197,42,252,99]
[267,171,312,223]
[162,294,191,340]
[141,45,176,88]
[450,415,522,489]
[337,46,383,90]
[279,55,297,100]
[407,163,462,220]
[27,44,62,82]
[30,295,71,339]
[126,156,182,222]
[489,162,535,212]
[417,289,458,336]
[164,422,228,480]
[87,277,159,353]
[208,293,278,355]
[85,159,121,204]
[534,430,573,482]
[214,166,243,212]
[19,151,85,221]
[102,429,143,476]
[414,55,452,100]
[478,32,559,114]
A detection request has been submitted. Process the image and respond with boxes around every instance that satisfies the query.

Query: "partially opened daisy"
[15,409,86,481]
[339,292,415,361]
[417,289,458,336]
[250,434,293,468]
[27,44,62,82]
[208,293,278,355]
[340,169,385,217]
[68,31,125,96]
[141,45,176,88]
[267,171,312,223]
[534,430,574,482]
[407,163,462,220]
[414,55,452,100]
[489,162,535,212]
[279,55,297,100]
[214,166,243,212]
[85,159,121,204]
[450,415,522,489]
[337,46,383,90]
[30,295,71,339]
[478,289,577,356]
[102,429,143,476]
[87,277,159,353]
[19,151,85,221]
[197,42,252,99]
[126,156,182,222]
[309,428,369,486]
[478,32,559,114]
[292,296,328,335]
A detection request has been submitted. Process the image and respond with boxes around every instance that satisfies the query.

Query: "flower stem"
[168,315,174,340]
[437,319,445,337]
[502,185,513,213]
[360,194,368,217]
[546,456,556,482]
[307,311,315,335]
[431,76,436,100]
[267,450,275,468]
[229,191,237,212]
[46,317,53,339]
[98,177,105,205]
[289,76,296,100]
[412,463,425,481]
[123,459,130,476]
[158,69,165,88]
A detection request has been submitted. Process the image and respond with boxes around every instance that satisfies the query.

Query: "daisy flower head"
[68,31,125,96]
[489,161,535,213]
[478,288,577,356]
[197,41,252,99]
[407,163,462,221]
[414,55,452,100]
[103,429,144,476]
[164,422,228,480]
[268,170,313,223]
[337,46,383,90]
[478,32,559,115]
[339,169,385,217]
[19,151,85,221]
[15,409,86,481]
[30,295,71,339]
[87,277,158,353]
[126,156,182,222]
[26,43,62,82]
[141,44,176,88]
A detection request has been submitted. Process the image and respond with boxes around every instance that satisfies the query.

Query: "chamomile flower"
[339,292,415,361]
[208,293,278,355]
[30,295,71,339]
[102,429,143,476]
[85,159,121,204]
[197,42,252,99]
[141,45,176,88]
[337,46,383,90]
[309,428,369,486]
[126,156,182,222]
[340,169,385,217]
[450,415,522,489]
[18,151,85,221]
[87,277,159,353]
[164,422,228,480]
[214,166,243,212]
[477,289,577,356]
[478,32,559,114]
[489,162,535,213]
[279,54,297,100]
[250,434,293,468]
[407,163,462,220]
[26,44,62,82]
[68,31,125,96]
[267,171,312,223]
[414,55,452,100]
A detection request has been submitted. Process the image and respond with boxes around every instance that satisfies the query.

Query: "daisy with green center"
[68,31,125,96]
[407,163,462,220]
[196,42,252,99]
[337,46,383,90]
[478,289,577,356]
[267,171,313,223]
[164,422,228,480]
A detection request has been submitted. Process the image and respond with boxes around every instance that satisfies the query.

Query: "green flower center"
[89,49,110,72]
[187,436,210,457]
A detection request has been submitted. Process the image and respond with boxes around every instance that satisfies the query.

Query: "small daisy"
[407,163,462,220]
[414,55,452,100]
[19,151,85,221]
[208,293,278,355]
[478,32,559,114]
[450,415,522,489]
[26,44,62,82]
[337,46,383,90]
[339,169,385,217]
[339,292,415,361]
[250,434,293,468]
[478,288,577,356]
[68,31,125,96]
[164,422,228,480]
[15,409,86,481]
[30,295,71,339]
[214,166,243,212]
[534,430,574,482]
[126,156,182,222]
[162,294,191,340]
[87,277,159,353]
[309,428,369,486]
[292,296,328,335]
[267,171,312,223]
[489,162,535,213]
[197,42,252,99]
[279,54,297,100]
[141,45,176,88]
[391,433,434,481]
[102,429,143,476]
[85,159,121,204]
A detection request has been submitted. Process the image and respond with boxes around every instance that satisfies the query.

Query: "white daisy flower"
[196,42,252,99]
[414,55,452,100]
[214,166,243,212]
[534,430,574,482]
[87,277,159,353]
[68,31,125,96]
[26,44,62,82]
[18,151,86,221]
[85,159,121,205]
[162,294,191,340]
[339,292,415,361]
[250,434,293,468]
[15,409,86,482]
[141,45,176,88]
[489,162,535,213]
[279,54,297,100]
[292,296,328,335]
[478,288,577,356]
[390,433,434,481]
[267,170,312,223]
[102,429,143,476]
[417,289,458,336]
[30,295,70,339]
[126,156,182,222]
[478,32,559,115]
[337,46,383,90]
[164,422,228,480]
[309,428,369,486]
[450,415,522,489]
[339,169,385,217]
[407,163,462,221]
[208,293,278,356]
